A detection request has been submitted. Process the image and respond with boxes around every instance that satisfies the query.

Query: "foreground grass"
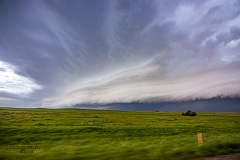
[0,108,239,160]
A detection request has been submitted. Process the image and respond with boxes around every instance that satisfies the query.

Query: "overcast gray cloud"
[0,0,240,108]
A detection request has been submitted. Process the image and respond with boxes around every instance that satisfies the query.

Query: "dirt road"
[193,153,240,160]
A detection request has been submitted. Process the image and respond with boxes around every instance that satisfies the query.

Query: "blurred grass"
[0,108,239,160]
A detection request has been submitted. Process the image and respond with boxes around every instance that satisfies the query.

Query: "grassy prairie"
[0,108,239,160]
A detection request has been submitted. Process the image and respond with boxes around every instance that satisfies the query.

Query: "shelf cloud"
[0,0,240,109]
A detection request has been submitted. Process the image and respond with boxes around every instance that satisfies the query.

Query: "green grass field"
[0,108,239,160]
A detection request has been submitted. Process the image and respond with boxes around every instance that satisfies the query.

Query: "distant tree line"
[182,110,197,116]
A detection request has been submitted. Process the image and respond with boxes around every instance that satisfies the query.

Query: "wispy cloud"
[0,0,239,108]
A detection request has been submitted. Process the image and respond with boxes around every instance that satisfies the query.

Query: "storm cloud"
[0,0,240,109]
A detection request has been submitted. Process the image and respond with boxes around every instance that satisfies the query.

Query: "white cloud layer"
[0,61,41,94]
[43,61,240,107]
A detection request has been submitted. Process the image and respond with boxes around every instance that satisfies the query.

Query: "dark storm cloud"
[75,98,240,112]
[0,0,240,108]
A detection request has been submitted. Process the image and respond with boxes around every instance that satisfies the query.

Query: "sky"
[0,0,240,111]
